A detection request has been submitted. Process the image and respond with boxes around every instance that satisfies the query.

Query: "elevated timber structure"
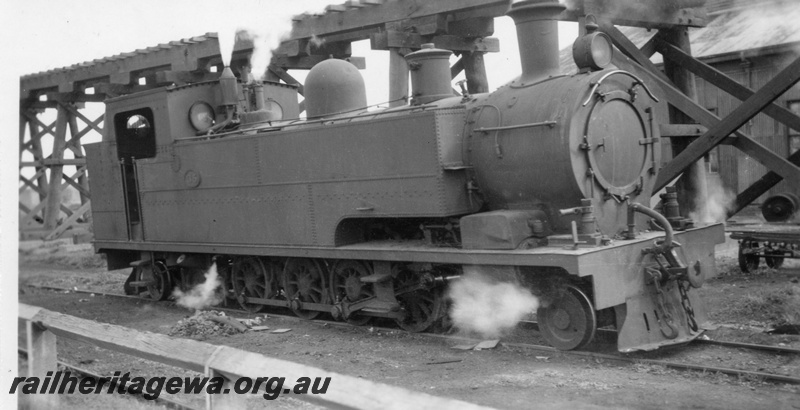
[18,0,800,240]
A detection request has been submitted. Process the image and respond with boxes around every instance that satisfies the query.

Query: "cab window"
[115,108,156,160]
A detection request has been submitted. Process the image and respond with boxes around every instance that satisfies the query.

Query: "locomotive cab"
[86,77,298,248]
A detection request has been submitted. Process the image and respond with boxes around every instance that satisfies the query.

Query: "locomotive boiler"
[85,0,724,352]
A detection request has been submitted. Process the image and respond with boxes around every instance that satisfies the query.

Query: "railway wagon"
[85,0,724,352]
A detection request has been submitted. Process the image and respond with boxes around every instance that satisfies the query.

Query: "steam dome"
[304,59,367,118]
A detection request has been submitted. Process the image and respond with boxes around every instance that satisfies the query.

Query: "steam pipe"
[197,116,232,136]
[506,0,566,84]
[628,203,674,253]
[253,83,266,111]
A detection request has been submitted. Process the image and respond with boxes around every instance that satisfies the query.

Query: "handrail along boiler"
[85,0,724,352]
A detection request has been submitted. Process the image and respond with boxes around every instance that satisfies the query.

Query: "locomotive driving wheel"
[330,260,374,326]
[537,285,597,350]
[738,240,760,273]
[284,258,329,320]
[231,257,272,313]
[145,261,173,301]
[393,264,445,333]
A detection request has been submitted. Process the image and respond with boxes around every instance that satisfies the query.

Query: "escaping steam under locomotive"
[85,0,725,352]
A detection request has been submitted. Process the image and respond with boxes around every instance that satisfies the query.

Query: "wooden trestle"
[18,0,798,241]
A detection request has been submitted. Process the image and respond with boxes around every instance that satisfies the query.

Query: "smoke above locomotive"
[85,0,725,353]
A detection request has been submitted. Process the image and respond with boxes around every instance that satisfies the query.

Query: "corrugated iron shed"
[691,0,800,59]
[561,0,800,72]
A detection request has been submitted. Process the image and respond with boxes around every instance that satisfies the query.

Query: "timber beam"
[290,0,705,44]
[370,32,500,53]
[271,55,366,71]
[659,124,710,138]
[154,70,221,86]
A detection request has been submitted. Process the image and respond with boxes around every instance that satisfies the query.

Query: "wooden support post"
[389,48,409,107]
[43,104,70,231]
[661,27,707,217]
[19,112,26,155]
[25,320,58,408]
[19,113,44,227]
[67,113,91,209]
[463,52,489,94]
[205,368,247,410]
[25,111,50,203]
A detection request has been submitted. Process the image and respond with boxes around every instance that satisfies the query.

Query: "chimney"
[218,66,239,106]
[506,0,566,84]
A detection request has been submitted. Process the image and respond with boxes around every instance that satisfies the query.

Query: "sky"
[0,2,577,401]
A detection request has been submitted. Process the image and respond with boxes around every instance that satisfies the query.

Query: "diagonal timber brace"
[655,38,800,132]
[656,56,800,189]
[601,23,800,195]
[731,150,800,217]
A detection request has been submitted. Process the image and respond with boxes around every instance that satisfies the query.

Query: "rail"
[18,303,491,409]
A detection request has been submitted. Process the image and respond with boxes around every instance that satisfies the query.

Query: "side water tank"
[304,59,367,118]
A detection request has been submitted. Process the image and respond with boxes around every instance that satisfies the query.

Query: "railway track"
[25,284,800,385]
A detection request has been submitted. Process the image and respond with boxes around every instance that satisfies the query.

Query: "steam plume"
[213,1,329,81]
[173,262,223,310]
[448,271,539,339]
[559,0,580,11]
[689,174,735,224]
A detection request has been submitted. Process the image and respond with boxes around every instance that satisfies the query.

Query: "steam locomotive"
[85,0,724,352]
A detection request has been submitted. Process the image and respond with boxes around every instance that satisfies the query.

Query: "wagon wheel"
[284,258,328,320]
[145,261,173,301]
[738,240,760,273]
[330,260,374,326]
[231,257,271,313]
[537,285,597,351]
[124,267,143,295]
[765,250,785,269]
[393,264,445,333]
